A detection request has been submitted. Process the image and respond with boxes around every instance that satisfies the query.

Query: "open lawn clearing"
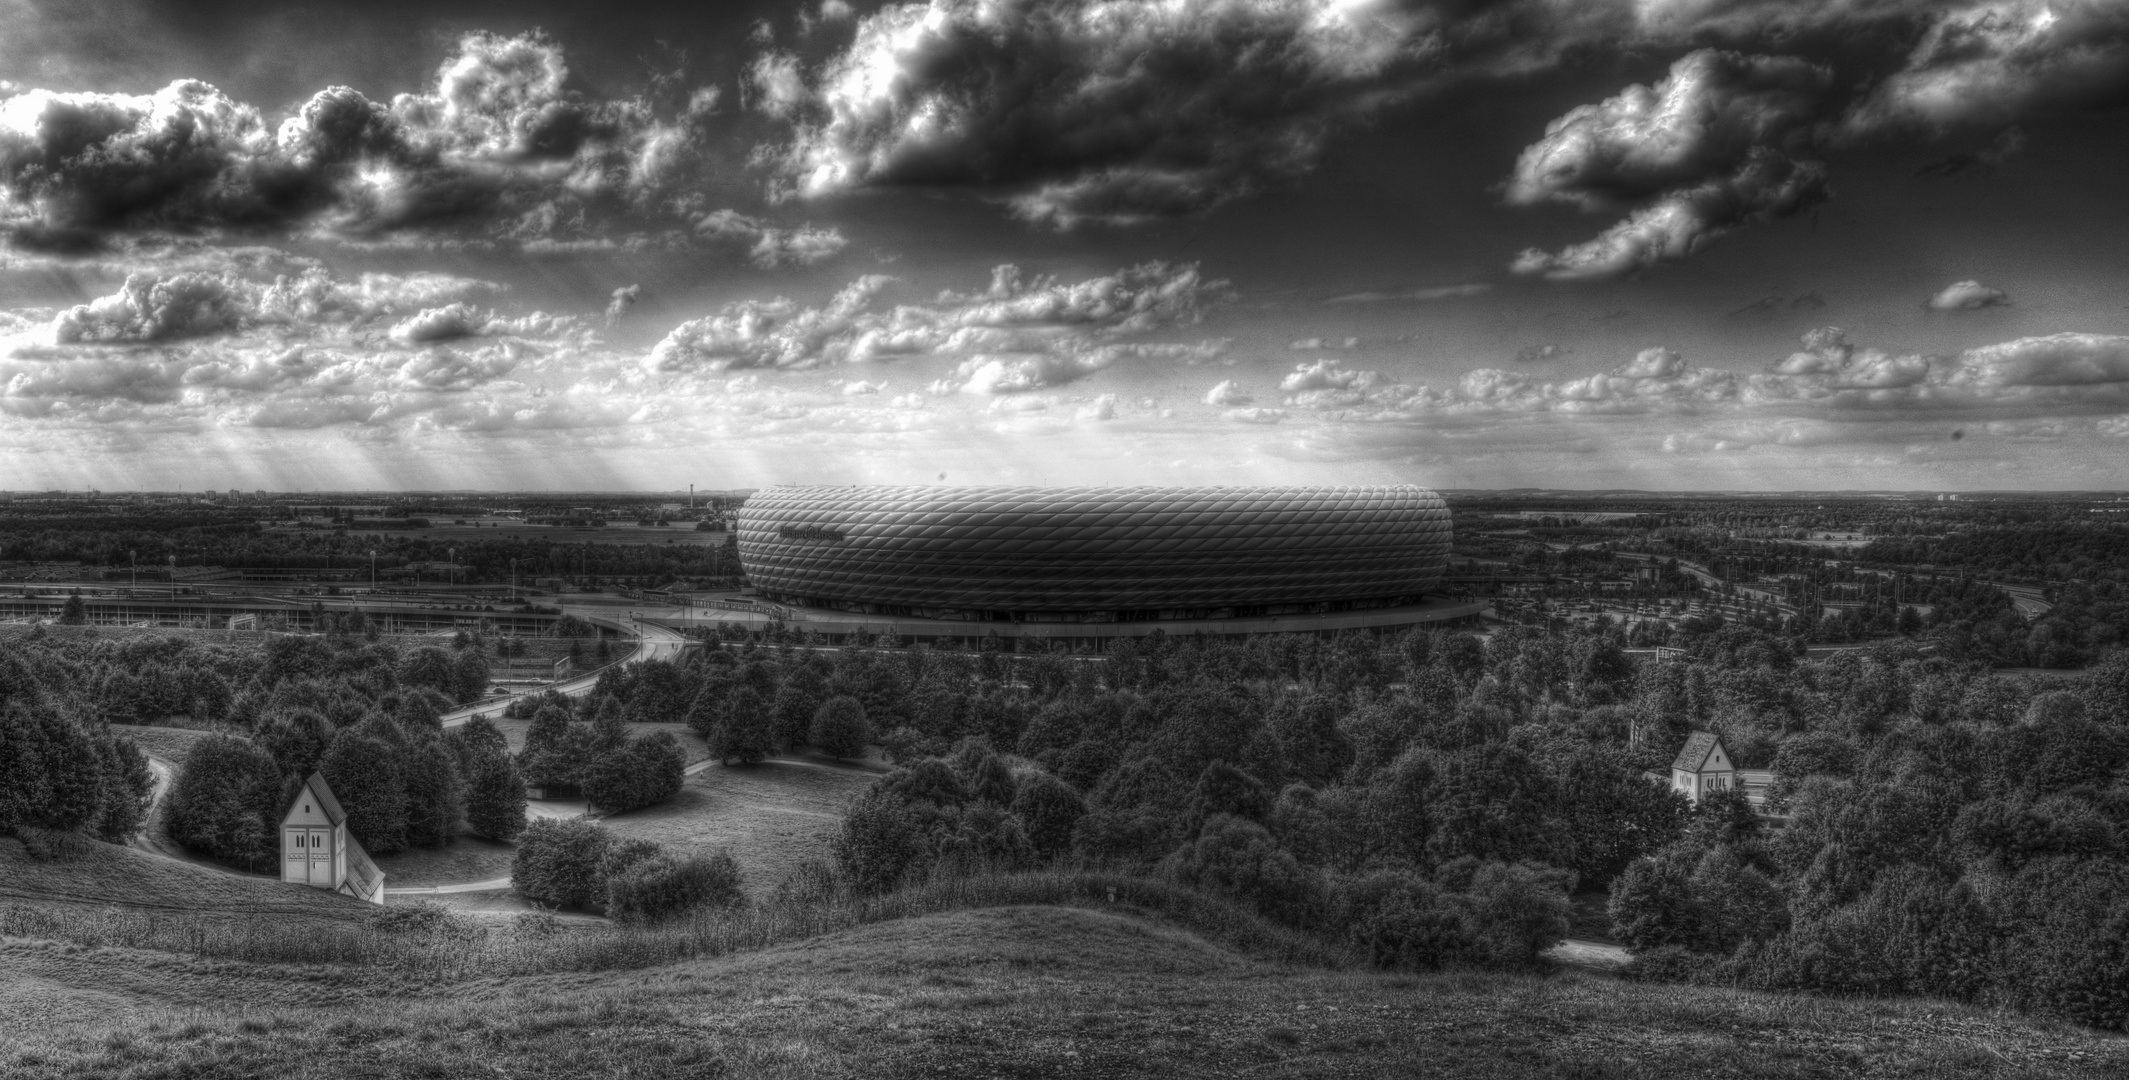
[597,758,876,898]
[485,717,711,764]
[3,903,2124,1079]
[109,724,218,768]
[371,835,519,889]
[0,837,369,927]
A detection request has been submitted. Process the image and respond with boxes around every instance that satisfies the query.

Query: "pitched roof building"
[279,772,386,904]
[1658,731,1784,822]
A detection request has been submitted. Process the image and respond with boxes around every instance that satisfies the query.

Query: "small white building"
[1661,731,1784,823]
[279,771,386,904]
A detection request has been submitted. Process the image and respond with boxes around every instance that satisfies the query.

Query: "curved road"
[439,609,691,729]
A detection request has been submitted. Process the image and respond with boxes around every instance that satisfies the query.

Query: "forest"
[5,614,2127,1031]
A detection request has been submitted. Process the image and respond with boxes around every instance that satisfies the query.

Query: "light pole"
[167,555,175,600]
[449,547,456,588]
[130,550,136,598]
[369,549,377,592]
[510,557,518,601]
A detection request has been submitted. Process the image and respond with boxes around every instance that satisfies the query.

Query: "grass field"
[599,757,879,898]
[0,837,369,928]
[4,897,2123,1078]
[109,724,219,767]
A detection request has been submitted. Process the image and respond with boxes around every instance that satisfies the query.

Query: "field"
[413,520,730,547]
[598,755,885,899]
[0,836,369,928]
[109,724,218,766]
[3,897,2123,1078]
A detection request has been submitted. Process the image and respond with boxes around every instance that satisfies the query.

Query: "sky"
[2,0,2128,492]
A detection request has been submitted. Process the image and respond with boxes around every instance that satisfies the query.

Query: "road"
[438,608,692,729]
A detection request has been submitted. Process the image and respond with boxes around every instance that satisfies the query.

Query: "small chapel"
[1660,731,1785,823]
[279,771,386,904]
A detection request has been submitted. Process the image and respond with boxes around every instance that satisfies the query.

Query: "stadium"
[730,485,1477,642]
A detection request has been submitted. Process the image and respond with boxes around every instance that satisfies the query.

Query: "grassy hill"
[0,837,372,927]
[3,891,2124,1078]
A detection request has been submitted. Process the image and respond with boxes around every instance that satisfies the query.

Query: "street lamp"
[369,549,377,592]
[167,555,176,601]
[449,547,456,588]
[130,550,136,598]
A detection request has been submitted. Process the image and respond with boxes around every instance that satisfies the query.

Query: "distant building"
[279,772,386,904]
[1658,731,1784,823]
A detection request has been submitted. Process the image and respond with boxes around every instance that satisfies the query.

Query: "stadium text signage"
[779,525,846,541]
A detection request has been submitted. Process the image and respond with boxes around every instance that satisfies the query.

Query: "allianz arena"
[733,486,1459,631]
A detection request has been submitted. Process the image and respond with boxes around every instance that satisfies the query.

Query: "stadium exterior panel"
[734,485,1453,624]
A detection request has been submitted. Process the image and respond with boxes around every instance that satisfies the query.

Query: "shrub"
[512,818,615,911]
[1009,771,1085,860]
[834,790,930,895]
[581,732,687,814]
[810,695,870,760]
[1165,813,1321,925]
[605,849,746,923]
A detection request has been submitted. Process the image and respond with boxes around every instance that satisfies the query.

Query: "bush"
[810,695,870,760]
[1009,771,1085,860]
[581,732,687,814]
[1164,813,1321,925]
[834,790,931,895]
[512,818,614,911]
[605,849,746,923]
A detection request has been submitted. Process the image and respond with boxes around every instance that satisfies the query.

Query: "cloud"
[766,0,1460,227]
[690,210,848,267]
[1289,337,1359,351]
[1845,2,2129,135]
[1076,393,1117,421]
[0,32,833,260]
[1515,344,1569,363]
[1928,280,2011,311]
[388,303,488,345]
[1203,380,1252,407]
[605,284,640,325]
[49,271,250,343]
[1508,50,1832,279]
[648,261,1228,389]
[1326,283,1492,304]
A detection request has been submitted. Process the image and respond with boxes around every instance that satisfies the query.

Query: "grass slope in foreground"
[4,899,2125,1079]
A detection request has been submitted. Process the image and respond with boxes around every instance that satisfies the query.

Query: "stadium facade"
[733,486,1463,634]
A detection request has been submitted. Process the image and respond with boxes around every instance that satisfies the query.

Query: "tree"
[710,686,774,764]
[774,666,830,749]
[451,648,492,705]
[518,705,587,791]
[810,695,871,759]
[463,748,528,842]
[398,647,459,699]
[399,732,465,848]
[164,734,286,870]
[59,593,86,625]
[582,732,686,814]
[1008,771,1085,860]
[512,818,614,911]
[319,727,410,854]
[256,708,335,779]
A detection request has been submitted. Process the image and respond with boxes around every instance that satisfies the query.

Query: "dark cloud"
[0,30,840,260]
[765,0,1604,228]
[1508,50,1833,279]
